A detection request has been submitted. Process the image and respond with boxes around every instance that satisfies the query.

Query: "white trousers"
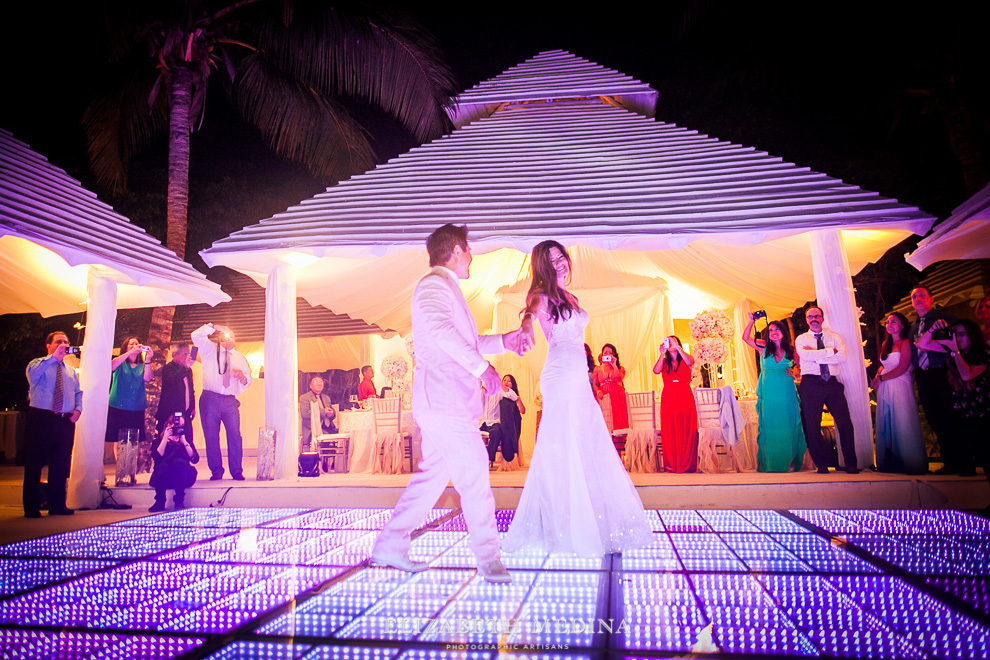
[373,413,500,564]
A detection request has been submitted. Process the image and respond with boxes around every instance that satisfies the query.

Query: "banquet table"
[337,408,421,474]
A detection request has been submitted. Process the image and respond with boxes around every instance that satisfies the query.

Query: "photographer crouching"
[149,412,199,512]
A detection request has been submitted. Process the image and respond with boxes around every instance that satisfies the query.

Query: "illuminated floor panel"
[2,507,989,658]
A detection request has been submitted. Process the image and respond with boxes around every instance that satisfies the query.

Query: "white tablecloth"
[337,409,421,474]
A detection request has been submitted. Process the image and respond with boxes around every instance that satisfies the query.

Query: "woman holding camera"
[742,314,806,472]
[593,343,628,429]
[871,312,927,474]
[918,318,989,482]
[653,336,698,472]
[149,414,199,511]
[104,336,154,457]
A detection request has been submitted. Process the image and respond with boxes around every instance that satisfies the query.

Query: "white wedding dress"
[503,307,653,557]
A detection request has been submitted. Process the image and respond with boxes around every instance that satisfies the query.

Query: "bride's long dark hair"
[528,240,575,323]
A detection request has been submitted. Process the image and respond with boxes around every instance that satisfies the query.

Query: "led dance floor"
[2,507,989,659]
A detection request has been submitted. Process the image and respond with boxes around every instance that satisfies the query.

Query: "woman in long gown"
[742,316,806,472]
[652,336,698,473]
[870,312,927,474]
[592,343,628,429]
[504,241,652,557]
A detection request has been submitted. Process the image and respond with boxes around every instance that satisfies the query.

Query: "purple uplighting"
[1,507,989,658]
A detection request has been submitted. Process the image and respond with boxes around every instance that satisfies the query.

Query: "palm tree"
[83,1,458,457]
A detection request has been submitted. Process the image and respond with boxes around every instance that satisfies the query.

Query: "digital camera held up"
[171,412,185,439]
[64,346,82,356]
[753,310,768,321]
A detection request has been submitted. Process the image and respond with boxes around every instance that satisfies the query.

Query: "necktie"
[917,317,929,370]
[222,351,231,389]
[52,363,64,413]
[815,333,831,379]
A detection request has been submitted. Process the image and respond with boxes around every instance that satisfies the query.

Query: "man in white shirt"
[370,224,533,583]
[480,380,520,465]
[191,323,252,481]
[794,306,860,474]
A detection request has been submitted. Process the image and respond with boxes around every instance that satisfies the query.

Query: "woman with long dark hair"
[652,335,698,472]
[504,241,651,557]
[104,336,154,459]
[870,312,927,474]
[592,343,628,429]
[919,318,989,481]
[742,315,806,472]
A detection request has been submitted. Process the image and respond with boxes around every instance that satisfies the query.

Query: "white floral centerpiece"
[689,309,732,387]
[381,353,412,409]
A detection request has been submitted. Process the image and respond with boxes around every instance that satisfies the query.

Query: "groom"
[371,224,532,583]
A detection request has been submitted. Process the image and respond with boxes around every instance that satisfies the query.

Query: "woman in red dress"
[593,343,628,429]
[653,336,698,472]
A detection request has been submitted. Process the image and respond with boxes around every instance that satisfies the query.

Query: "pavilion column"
[265,262,300,479]
[68,267,117,509]
[809,229,874,468]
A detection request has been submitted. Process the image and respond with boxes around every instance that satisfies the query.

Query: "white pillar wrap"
[809,229,874,467]
[67,268,117,509]
[265,263,300,479]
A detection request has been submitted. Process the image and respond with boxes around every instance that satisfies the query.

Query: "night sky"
[2,1,987,262]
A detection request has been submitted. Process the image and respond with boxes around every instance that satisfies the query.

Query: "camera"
[171,412,184,439]
[753,310,767,321]
[662,338,671,350]
[602,355,614,363]
[64,346,81,356]
[930,326,953,341]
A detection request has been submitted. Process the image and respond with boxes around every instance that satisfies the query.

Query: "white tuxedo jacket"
[412,267,505,419]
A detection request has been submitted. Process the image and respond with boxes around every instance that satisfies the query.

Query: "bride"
[503,241,653,557]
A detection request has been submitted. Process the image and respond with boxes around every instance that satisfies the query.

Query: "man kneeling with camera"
[148,412,199,512]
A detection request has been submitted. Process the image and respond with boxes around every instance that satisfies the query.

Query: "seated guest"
[149,415,199,512]
[358,365,377,401]
[300,376,337,449]
[480,375,525,466]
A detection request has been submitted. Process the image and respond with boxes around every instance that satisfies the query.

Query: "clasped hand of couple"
[479,325,535,393]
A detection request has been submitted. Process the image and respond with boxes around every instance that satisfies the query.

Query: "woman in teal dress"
[742,315,806,472]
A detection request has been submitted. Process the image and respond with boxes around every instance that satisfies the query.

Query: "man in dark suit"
[155,343,195,442]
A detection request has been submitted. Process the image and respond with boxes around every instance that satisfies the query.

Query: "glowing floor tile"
[770,533,882,573]
[434,509,514,532]
[305,646,401,660]
[0,526,231,559]
[713,625,817,656]
[788,510,868,535]
[737,510,811,534]
[698,510,761,533]
[0,629,205,660]
[845,534,969,575]
[928,576,990,616]
[118,507,309,528]
[0,558,117,598]
[658,510,710,532]
[203,640,313,659]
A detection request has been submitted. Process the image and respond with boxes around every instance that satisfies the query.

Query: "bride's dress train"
[503,307,653,556]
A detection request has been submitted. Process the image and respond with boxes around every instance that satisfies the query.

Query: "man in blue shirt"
[23,331,83,518]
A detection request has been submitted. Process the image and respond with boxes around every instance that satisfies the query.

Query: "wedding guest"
[23,331,82,518]
[871,312,927,474]
[795,306,860,474]
[148,415,199,512]
[480,375,525,465]
[918,318,988,482]
[742,315,806,472]
[104,337,153,461]
[593,343,628,430]
[155,343,195,444]
[910,286,959,474]
[300,376,337,449]
[358,365,377,401]
[653,336,698,473]
[976,296,990,343]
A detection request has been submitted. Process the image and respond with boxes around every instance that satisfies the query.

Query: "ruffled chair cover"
[371,397,410,474]
[623,392,661,473]
[257,428,276,480]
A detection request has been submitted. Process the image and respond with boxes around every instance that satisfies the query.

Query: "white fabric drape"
[265,263,300,479]
[732,299,759,393]
[68,268,117,509]
[809,229,874,468]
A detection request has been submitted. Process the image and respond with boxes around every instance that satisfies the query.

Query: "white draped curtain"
[68,268,117,510]
[809,229,874,468]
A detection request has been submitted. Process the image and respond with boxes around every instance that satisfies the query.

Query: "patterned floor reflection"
[1,508,989,658]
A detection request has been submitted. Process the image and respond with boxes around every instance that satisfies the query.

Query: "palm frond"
[82,58,168,193]
[234,52,377,183]
[257,4,458,143]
